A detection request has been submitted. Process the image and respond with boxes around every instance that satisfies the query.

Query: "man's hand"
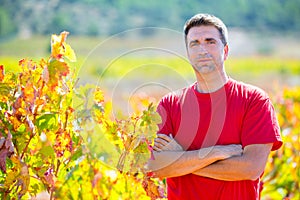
[152,133,242,160]
[153,133,183,152]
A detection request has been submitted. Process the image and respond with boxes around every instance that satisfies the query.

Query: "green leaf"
[17,123,26,133]
[39,145,55,158]
[133,142,148,154]
[15,135,29,154]
[35,114,57,130]
[70,146,83,162]
[0,83,12,96]
[31,183,40,196]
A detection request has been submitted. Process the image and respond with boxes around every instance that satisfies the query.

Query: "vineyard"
[0,32,299,199]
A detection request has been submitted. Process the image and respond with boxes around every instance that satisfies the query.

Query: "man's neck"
[195,71,229,93]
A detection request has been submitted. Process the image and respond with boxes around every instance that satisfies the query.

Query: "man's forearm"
[193,143,273,181]
[147,149,218,178]
[147,145,243,179]
[193,156,251,181]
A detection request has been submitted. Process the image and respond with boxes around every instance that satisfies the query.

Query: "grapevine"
[0,32,166,199]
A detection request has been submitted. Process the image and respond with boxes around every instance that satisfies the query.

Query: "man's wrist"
[198,146,215,159]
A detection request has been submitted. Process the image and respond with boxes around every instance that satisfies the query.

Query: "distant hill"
[1,0,300,38]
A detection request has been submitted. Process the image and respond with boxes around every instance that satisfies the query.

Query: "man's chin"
[194,65,215,74]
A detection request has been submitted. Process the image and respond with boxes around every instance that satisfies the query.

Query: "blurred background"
[1,0,300,111]
[1,0,300,39]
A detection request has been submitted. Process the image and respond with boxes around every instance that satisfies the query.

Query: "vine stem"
[20,131,35,160]
[49,159,61,200]
[117,150,128,173]
[50,189,53,200]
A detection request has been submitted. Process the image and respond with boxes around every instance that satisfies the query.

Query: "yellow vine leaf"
[64,43,77,62]
[4,169,19,189]
[51,31,76,62]
[94,87,104,105]
[4,155,21,189]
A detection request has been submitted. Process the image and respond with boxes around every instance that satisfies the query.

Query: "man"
[147,13,282,200]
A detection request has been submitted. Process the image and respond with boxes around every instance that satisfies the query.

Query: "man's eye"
[190,42,198,47]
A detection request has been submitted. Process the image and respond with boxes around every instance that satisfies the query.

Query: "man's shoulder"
[230,78,269,100]
[159,83,196,104]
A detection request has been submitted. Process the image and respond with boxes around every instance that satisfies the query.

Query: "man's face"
[186,25,228,75]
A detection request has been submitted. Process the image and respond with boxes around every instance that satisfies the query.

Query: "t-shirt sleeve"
[156,96,174,135]
[241,95,282,151]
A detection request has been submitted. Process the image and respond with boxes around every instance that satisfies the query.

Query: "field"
[1,33,300,116]
[1,31,300,110]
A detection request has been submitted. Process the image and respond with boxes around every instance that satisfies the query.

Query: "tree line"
[1,0,300,39]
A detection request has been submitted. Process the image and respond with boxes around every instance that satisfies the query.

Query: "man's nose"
[197,44,208,54]
[196,46,209,57]
[199,44,207,52]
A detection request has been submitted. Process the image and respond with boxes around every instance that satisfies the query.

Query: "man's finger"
[157,133,172,142]
[152,145,161,152]
[155,138,169,146]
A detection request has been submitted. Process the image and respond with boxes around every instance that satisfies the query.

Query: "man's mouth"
[197,58,211,62]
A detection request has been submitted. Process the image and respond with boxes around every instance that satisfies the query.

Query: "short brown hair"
[184,13,228,46]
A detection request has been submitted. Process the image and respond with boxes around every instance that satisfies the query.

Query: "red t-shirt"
[157,78,282,200]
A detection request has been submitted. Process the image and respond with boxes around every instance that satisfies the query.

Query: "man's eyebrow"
[205,38,217,42]
[189,38,217,43]
[189,39,199,44]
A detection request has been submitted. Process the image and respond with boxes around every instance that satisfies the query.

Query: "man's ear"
[224,44,229,60]
[186,46,191,61]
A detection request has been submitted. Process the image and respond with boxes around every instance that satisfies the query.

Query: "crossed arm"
[147,134,272,181]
